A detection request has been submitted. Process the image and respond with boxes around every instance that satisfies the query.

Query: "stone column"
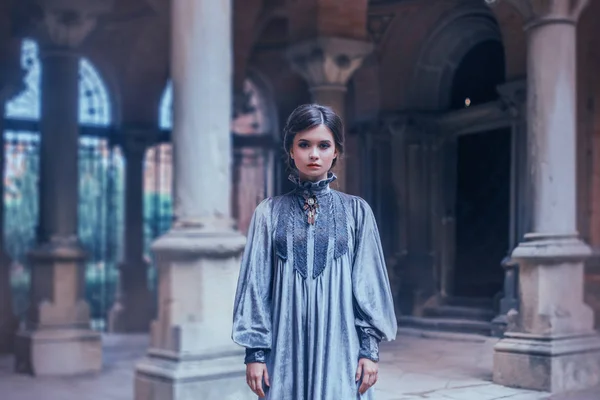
[437,134,457,298]
[388,117,438,316]
[286,37,372,193]
[134,0,248,399]
[491,80,527,337]
[13,0,112,376]
[493,0,600,393]
[0,56,25,354]
[108,130,156,333]
[0,117,17,355]
[14,45,101,377]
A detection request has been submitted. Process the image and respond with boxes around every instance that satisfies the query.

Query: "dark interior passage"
[449,40,505,110]
[453,129,511,298]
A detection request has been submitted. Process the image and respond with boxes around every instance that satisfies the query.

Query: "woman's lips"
[307,164,321,168]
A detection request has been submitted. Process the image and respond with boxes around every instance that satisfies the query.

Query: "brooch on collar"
[303,194,319,225]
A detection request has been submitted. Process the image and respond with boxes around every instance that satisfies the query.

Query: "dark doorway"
[449,40,505,110]
[449,39,508,299]
[453,129,511,298]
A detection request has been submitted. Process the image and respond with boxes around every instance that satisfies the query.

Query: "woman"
[232,104,397,399]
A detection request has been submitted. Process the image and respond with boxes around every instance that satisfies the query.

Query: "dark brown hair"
[282,104,344,171]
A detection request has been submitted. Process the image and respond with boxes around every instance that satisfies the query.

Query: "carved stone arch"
[407,4,504,111]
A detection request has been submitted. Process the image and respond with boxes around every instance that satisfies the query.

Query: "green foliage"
[5,136,174,326]
[143,191,172,257]
[4,143,39,266]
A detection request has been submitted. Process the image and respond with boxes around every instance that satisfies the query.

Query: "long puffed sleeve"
[351,197,397,360]
[232,198,274,358]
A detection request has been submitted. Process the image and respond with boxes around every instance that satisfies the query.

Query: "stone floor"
[0,331,598,400]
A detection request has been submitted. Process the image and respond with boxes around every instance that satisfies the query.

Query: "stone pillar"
[134,0,248,399]
[438,135,457,298]
[14,45,101,377]
[492,80,527,337]
[13,0,113,376]
[388,117,438,316]
[493,0,600,393]
[0,118,17,355]
[0,60,25,354]
[286,37,372,193]
[108,130,156,333]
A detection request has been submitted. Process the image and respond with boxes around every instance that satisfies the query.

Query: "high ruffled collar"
[288,172,336,196]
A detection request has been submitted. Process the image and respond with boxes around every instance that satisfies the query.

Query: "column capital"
[119,127,161,157]
[496,0,589,29]
[497,79,527,117]
[497,79,526,106]
[21,0,114,48]
[385,114,439,138]
[286,37,373,91]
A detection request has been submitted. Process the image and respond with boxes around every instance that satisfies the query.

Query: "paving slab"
[0,334,597,399]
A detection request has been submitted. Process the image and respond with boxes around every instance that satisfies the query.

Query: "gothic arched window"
[5,39,112,125]
[3,39,120,328]
[159,81,173,131]
[5,39,40,120]
[79,58,111,126]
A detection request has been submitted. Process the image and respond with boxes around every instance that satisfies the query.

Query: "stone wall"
[287,0,368,41]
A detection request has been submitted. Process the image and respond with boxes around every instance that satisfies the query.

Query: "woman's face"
[290,124,338,182]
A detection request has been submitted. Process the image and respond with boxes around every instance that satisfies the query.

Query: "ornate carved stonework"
[19,0,115,48]
[119,126,161,157]
[497,79,526,118]
[367,13,394,44]
[494,0,589,27]
[286,37,373,90]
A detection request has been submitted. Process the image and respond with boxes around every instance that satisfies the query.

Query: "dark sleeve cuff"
[244,348,268,364]
[358,327,381,362]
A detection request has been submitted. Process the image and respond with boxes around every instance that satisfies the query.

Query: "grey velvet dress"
[232,174,397,400]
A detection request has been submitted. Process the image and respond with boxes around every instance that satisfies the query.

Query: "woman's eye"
[298,143,309,148]
[319,143,330,149]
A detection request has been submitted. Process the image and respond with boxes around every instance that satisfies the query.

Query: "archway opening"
[450,40,505,110]
[451,40,509,299]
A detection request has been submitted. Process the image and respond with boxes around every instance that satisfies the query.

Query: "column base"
[108,270,154,333]
[134,225,247,399]
[14,328,102,376]
[491,306,519,338]
[511,233,591,261]
[15,238,102,376]
[491,315,508,338]
[494,332,600,393]
[0,250,17,354]
[498,233,600,393]
[135,351,254,400]
[108,297,154,333]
